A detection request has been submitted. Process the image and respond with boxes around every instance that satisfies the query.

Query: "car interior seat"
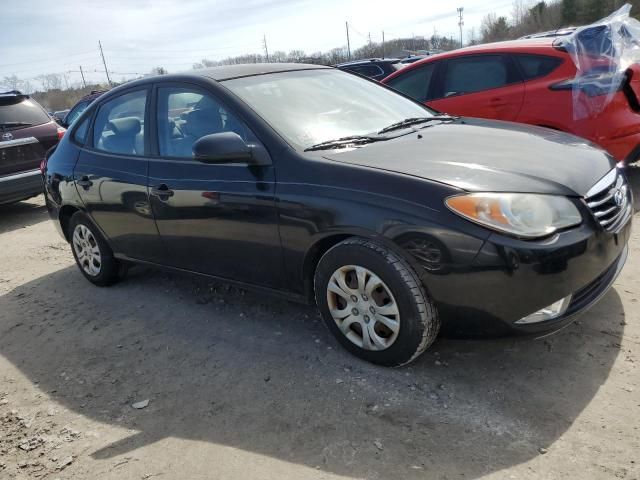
[101,117,141,155]
[170,108,223,157]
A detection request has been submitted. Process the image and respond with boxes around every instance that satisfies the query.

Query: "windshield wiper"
[378,116,457,134]
[304,135,385,152]
[0,122,33,128]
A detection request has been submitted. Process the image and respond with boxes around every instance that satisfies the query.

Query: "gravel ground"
[0,167,639,480]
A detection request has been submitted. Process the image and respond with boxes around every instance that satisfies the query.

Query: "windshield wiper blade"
[378,116,456,134]
[0,122,33,128]
[304,135,384,152]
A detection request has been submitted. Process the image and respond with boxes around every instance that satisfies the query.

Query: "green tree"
[481,13,511,42]
[583,0,606,22]
[561,0,578,24]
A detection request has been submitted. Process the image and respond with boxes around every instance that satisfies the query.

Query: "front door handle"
[77,176,93,189]
[150,184,174,200]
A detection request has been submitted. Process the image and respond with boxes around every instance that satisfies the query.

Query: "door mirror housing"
[192,132,266,165]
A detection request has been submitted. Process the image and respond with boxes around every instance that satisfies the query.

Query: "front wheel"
[314,238,440,367]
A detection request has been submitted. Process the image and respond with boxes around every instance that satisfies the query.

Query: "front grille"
[584,168,631,232]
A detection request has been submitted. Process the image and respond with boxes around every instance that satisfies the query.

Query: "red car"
[382,37,640,163]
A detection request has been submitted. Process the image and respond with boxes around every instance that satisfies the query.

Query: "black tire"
[68,212,124,286]
[314,237,440,367]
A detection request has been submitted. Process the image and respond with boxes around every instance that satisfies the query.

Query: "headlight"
[445,193,582,238]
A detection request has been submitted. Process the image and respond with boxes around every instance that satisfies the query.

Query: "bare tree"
[35,73,63,92]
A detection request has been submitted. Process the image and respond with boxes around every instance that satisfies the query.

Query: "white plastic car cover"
[554,4,640,119]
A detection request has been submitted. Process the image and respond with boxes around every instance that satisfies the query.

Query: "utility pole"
[262,34,270,62]
[79,65,87,88]
[98,41,112,86]
[382,31,385,59]
[457,7,464,48]
[345,21,351,60]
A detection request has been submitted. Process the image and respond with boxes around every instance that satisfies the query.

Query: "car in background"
[58,90,108,128]
[382,37,640,163]
[0,91,64,204]
[336,58,403,80]
[400,55,429,64]
[52,109,70,124]
[44,64,631,366]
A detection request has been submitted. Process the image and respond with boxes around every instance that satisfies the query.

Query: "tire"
[314,237,440,367]
[68,212,124,286]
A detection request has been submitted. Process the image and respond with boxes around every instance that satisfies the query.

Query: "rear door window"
[443,55,519,97]
[0,96,51,128]
[386,63,438,102]
[92,89,147,156]
[513,54,563,80]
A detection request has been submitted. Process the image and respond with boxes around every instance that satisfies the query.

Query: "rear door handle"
[489,97,508,106]
[150,184,174,199]
[77,176,93,189]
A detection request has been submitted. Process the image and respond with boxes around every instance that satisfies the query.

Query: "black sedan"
[43,64,632,366]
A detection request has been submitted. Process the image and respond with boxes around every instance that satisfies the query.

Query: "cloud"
[0,0,513,84]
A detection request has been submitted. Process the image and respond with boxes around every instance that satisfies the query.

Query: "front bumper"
[0,169,43,205]
[428,212,632,337]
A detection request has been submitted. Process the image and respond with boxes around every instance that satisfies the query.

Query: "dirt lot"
[0,168,639,480]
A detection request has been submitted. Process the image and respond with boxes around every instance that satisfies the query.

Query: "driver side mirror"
[192,132,269,165]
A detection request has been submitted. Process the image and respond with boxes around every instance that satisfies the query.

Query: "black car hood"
[322,118,616,196]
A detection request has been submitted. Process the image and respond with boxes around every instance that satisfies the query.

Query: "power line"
[102,43,257,55]
[0,51,97,68]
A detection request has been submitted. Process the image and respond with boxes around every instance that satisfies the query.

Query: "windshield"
[223,69,434,150]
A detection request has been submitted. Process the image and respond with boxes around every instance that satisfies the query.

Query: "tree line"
[192,35,460,69]
[481,0,639,42]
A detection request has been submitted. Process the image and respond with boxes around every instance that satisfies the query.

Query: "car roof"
[382,38,561,82]
[195,63,330,81]
[93,63,333,99]
[433,37,556,57]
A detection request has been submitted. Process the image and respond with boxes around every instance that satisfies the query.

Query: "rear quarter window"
[72,115,90,145]
[0,97,51,127]
[514,54,563,80]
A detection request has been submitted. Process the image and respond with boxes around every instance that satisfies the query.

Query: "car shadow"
[0,264,625,478]
[0,195,47,234]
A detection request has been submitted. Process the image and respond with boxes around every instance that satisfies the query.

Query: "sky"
[0,0,514,89]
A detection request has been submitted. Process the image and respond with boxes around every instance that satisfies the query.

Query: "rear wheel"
[69,212,124,286]
[314,237,439,366]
